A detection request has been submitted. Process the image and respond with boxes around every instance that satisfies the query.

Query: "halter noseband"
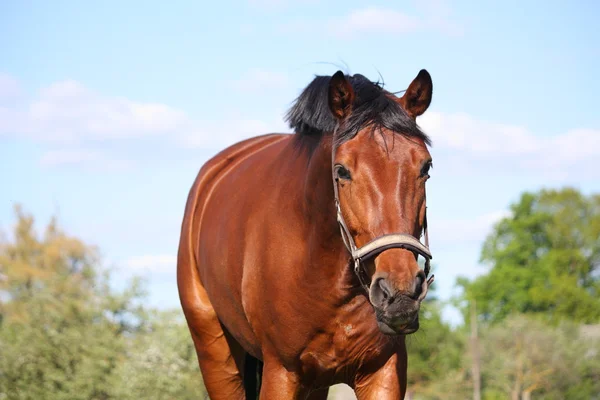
[331,138,434,294]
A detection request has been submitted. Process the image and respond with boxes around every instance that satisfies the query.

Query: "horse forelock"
[286,73,431,157]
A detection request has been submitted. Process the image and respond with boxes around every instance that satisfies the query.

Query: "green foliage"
[404,282,469,399]
[447,187,600,400]
[458,188,600,324]
[112,310,206,400]
[479,314,600,400]
[0,206,206,399]
[406,297,471,400]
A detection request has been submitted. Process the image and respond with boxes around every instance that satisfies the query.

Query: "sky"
[2,0,599,325]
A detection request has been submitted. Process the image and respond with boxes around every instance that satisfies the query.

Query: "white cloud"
[123,254,177,274]
[421,111,537,155]
[229,68,290,92]
[11,80,189,143]
[433,209,510,248]
[0,73,291,168]
[414,0,464,36]
[329,8,421,37]
[0,74,21,105]
[2,73,597,180]
[283,3,462,38]
[420,111,600,180]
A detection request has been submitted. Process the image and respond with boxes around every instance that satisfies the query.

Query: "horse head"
[328,70,434,335]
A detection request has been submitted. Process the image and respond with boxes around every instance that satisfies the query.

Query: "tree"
[405,284,471,400]
[458,188,600,324]
[113,309,206,400]
[479,314,600,400]
[0,206,141,399]
[0,206,206,399]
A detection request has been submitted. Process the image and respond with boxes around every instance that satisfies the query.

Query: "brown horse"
[177,69,435,399]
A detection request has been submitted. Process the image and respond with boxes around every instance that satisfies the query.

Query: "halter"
[331,138,434,294]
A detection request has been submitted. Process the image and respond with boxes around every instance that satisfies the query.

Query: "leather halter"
[331,139,434,294]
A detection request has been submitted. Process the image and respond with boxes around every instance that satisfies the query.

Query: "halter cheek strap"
[331,141,434,294]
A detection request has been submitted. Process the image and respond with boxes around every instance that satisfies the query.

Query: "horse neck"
[302,136,332,225]
[298,135,393,347]
[301,134,349,261]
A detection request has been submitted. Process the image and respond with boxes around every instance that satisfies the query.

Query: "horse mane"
[285,73,431,150]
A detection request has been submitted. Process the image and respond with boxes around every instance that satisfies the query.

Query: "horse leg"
[259,381,328,400]
[183,289,247,399]
[353,351,407,400]
[179,252,246,399]
[258,361,307,400]
[243,353,264,400]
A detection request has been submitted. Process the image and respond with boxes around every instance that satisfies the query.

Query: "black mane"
[285,73,430,147]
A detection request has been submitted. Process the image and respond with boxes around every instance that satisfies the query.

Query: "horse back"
[178,133,291,358]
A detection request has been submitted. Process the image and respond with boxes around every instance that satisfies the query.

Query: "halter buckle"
[354,258,370,293]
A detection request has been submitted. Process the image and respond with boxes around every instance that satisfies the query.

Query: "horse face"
[329,70,433,335]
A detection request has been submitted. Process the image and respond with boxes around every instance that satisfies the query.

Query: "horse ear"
[399,69,433,118]
[328,71,355,120]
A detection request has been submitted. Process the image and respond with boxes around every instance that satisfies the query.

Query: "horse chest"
[298,304,393,381]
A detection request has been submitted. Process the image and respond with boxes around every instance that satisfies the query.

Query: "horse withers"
[177,69,435,399]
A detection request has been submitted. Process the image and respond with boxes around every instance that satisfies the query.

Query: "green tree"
[479,314,600,400]
[458,188,600,324]
[113,309,206,400]
[0,206,206,399]
[405,285,471,400]
[0,206,142,399]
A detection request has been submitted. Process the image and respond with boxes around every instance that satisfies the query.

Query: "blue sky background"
[2,0,599,324]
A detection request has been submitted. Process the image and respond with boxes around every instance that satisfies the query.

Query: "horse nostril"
[413,271,426,299]
[378,279,392,300]
[371,277,394,305]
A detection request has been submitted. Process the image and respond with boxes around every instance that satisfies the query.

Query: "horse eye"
[335,165,352,181]
[421,161,432,178]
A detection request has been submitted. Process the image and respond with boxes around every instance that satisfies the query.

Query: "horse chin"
[376,315,420,336]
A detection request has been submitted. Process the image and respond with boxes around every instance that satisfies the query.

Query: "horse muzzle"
[372,295,421,335]
[370,273,433,335]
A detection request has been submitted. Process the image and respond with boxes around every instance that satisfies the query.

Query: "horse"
[177,68,435,399]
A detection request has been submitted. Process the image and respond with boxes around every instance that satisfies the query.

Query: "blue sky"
[2,0,599,324]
